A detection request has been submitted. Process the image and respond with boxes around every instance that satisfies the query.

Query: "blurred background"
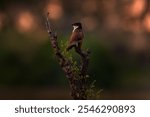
[0,0,150,99]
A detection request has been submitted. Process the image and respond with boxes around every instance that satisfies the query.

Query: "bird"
[66,22,84,51]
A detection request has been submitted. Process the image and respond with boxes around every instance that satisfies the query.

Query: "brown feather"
[67,30,84,51]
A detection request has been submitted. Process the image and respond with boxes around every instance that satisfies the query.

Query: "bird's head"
[72,22,82,31]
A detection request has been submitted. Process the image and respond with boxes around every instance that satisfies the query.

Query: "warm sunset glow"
[16,11,35,32]
[143,14,150,32]
[130,0,145,17]
[46,2,63,20]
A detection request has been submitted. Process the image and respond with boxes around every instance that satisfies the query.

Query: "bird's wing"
[69,31,83,45]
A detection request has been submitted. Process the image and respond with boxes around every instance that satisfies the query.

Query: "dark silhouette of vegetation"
[45,13,102,99]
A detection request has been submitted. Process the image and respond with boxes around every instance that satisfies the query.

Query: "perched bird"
[66,22,84,51]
